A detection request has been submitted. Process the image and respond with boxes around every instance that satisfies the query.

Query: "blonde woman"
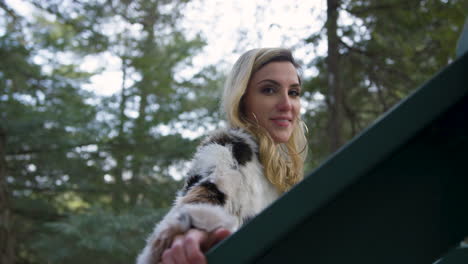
[137,48,308,264]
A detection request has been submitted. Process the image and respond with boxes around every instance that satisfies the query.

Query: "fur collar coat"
[137,128,279,264]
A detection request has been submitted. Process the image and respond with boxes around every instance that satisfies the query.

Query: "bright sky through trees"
[6,0,326,96]
[3,1,466,262]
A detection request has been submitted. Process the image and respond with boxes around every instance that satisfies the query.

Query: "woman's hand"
[161,228,231,264]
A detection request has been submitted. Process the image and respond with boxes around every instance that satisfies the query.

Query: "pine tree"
[303,0,467,167]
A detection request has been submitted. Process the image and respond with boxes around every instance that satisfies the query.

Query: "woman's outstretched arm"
[137,128,263,264]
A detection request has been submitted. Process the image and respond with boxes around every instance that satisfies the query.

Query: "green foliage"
[29,1,110,53]
[31,207,168,264]
[1,0,218,263]
[303,0,468,167]
[2,0,466,263]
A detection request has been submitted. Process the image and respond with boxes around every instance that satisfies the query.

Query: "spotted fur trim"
[136,128,279,264]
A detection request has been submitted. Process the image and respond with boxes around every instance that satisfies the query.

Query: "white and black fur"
[137,128,279,264]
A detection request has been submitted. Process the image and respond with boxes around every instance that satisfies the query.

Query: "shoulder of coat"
[199,127,258,166]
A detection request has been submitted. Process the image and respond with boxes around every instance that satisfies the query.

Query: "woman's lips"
[271,119,291,127]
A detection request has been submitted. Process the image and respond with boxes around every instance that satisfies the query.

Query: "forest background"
[1,0,467,263]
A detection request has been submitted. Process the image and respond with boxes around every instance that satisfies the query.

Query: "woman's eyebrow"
[256,79,301,88]
[256,79,280,86]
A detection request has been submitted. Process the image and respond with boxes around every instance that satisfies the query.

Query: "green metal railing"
[206,21,468,264]
[456,18,468,57]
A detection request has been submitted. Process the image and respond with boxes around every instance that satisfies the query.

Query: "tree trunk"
[326,0,344,152]
[0,127,15,264]
[111,57,129,211]
[128,15,156,207]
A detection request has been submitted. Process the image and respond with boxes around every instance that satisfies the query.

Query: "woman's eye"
[289,90,301,97]
[261,87,276,94]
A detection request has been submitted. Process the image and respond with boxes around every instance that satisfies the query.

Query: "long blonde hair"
[221,48,308,193]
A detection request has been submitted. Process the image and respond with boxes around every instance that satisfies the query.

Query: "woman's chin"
[270,132,292,144]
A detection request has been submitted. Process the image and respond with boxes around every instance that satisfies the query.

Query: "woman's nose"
[277,93,292,111]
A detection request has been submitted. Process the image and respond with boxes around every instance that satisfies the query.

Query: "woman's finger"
[212,228,231,244]
[161,229,219,264]
[184,229,208,264]
[161,247,176,264]
[203,228,232,250]
[170,235,188,264]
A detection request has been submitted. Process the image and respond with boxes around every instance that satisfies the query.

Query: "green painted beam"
[436,248,468,264]
[456,18,468,57]
[206,34,468,264]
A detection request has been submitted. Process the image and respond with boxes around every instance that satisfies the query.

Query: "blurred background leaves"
[0,0,466,263]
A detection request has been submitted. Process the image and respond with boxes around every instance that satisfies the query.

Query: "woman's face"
[243,61,301,143]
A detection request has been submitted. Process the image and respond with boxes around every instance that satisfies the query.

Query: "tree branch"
[11,184,110,194]
[339,38,373,56]
[6,141,102,156]
[344,1,412,16]
[0,1,19,20]
[11,207,66,222]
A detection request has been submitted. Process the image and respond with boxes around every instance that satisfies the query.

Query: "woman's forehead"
[251,62,299,83]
